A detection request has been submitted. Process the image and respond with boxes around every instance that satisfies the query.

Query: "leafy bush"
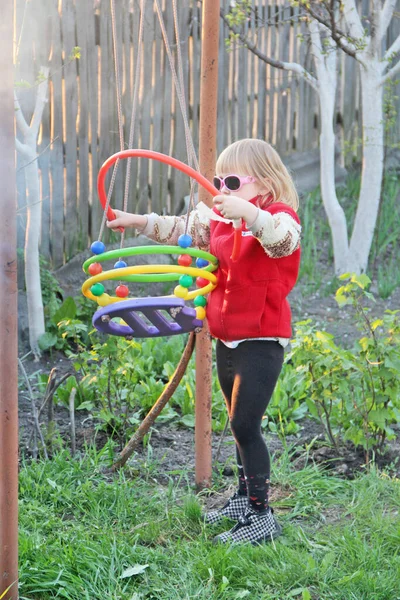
[287,274,400,461]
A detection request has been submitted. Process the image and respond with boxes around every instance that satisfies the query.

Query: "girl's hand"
[106,209,148,231]
[213,195,258,224]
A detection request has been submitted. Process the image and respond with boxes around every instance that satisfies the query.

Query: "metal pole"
[195,0,220,490]
[0,0,19,596]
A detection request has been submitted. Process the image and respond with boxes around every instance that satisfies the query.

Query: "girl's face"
[215,173,268,201]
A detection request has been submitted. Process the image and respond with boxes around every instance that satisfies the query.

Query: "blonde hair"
[215,139,299,211]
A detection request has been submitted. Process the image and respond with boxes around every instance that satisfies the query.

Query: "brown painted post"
[0,1,19,598]
[195,0,220,490]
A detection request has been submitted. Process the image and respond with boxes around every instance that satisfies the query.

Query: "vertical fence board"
[113,2,125,209]
[257,2,267,140]
[86,2,100,241]
[151,2,164,213]
[49,0,65,267]
[99,0,111,222]
[172,3,191,213]
[288,3,298,152]
[76,0,90,251]
[160,2,173,214]
[137,1,154,213]
[237,28,248,138]
[128,0,141,213]
[61,0,79,261]
[191,0,201,157]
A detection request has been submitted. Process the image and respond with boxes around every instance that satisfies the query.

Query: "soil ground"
[17,241,400,499]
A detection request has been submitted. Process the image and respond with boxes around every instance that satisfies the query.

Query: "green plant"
[38,296,92,353]
[63,335,194,444]
[288,274,400,462]
[266,361,309,437]
[336,274,400,458]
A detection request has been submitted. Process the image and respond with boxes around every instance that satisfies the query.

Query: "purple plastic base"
[92,296,203,338]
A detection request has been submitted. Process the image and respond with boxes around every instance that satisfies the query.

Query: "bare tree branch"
[381,56,400,85]
[16,136,59,173]
[14,92,30,137]
[15,137,29,155]
[381,32,400,84]
[31,67,49,138]
[383,32,400,62]
[219,8,319,92]
[305,1,359,59]
[342,0,365,40]
[380,0,398,43]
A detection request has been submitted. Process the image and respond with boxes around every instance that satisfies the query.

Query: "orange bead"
[178,254,192,267]
[88,262,103,275]
[196,277,209,288]
[115,285,129,298]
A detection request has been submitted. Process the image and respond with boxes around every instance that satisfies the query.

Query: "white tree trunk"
[308,20,350,274]
[24,150,45,358]
[348,60,384,273]
[317,64,350,274]
[15,67,49,359]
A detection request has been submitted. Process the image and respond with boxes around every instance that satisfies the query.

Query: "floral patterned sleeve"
[248,209,301,258]
[138,210,211,251]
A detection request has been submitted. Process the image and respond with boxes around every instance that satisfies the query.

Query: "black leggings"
[216,340,284,479]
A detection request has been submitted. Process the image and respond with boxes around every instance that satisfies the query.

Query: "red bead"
[115,285,129,298]
[196,277,209,288]
[88,262,103,275]
[178,254,192,267]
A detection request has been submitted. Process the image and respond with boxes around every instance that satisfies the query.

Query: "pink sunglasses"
[213,174,256,192]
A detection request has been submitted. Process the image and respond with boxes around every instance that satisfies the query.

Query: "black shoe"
[213,506,282,545]
[204,492,249,525]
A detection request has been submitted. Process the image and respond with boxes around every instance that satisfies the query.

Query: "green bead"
[91,283,105,296]
[179,274,193,288]
[194,295,207,307]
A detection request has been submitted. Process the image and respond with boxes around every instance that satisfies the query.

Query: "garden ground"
[18,251,400,484]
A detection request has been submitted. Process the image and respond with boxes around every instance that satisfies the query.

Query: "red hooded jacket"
[206,199,301,342]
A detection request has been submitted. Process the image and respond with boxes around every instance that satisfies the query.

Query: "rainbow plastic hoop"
[82,246,218,307]
[98,149,242,262]
[82,150,241,338]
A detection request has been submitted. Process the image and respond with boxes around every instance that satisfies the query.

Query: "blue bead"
[114,260,128,269]
[91,241,106,255]
[196,257,209,268]
[178,234,192,248]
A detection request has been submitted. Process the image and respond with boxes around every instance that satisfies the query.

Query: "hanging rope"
[98,0,146,244]
[123,0,146,228]
[171,0,199,213]
[154,0,202,233]
[98,0,126,241]
[154,0,199,172]
[100,0,203,239]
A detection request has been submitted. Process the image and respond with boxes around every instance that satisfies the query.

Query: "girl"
[107,139,301,545]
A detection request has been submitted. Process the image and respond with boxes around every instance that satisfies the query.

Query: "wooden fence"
[14,0,400,269]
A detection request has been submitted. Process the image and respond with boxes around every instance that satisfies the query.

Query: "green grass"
[19,445,400,600]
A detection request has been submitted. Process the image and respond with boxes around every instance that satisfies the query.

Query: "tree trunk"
[24,150,45,358]
[349,60,384,273]
[15,67,49,359]
[318,70,350,274]
[309,24,350,275]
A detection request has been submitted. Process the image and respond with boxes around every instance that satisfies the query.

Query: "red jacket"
[206,200,301,341]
